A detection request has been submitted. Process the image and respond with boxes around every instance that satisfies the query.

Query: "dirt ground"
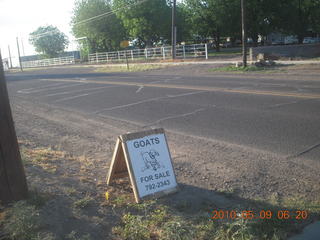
[3,63,320,239]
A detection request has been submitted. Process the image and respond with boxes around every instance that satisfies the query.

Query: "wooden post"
[0,54,28,203]
[241,0,247,67]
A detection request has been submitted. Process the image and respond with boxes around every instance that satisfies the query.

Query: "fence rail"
[21,56,75,68]
[89,44,208,63]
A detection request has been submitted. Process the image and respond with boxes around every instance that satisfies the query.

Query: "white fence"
[21,56,75,68]
[89,44,208,63]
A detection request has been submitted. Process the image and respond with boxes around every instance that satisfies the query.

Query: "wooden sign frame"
[107,128,178,203]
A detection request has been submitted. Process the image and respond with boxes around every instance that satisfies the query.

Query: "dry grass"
[94,64,166,72]
[11,140,319,240]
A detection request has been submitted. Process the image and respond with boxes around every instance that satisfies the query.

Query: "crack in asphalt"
[287,142,320,159]
[143,108,206,128]
[92,90,206,114]
[18,82,88,94]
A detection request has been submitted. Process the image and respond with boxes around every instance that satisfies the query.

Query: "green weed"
[209,65,283,73]
[112,213,150,240]
[73,196,94,209]
[94,64,165,73]
[3,201,40,240]
[66,230,91,240]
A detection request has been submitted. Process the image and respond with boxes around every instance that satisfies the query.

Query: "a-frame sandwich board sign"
[107,128,178,203]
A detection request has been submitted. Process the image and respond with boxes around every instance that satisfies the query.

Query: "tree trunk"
[252,35,258,47]
[214,34,221,52]
[0,56,28,203]
[298,34,304,44]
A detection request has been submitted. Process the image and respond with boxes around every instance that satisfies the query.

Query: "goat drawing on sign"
[141,149,162,172]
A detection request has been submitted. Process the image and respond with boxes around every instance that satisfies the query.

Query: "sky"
[0,0,76,62]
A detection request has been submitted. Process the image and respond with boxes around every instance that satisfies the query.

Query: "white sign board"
[126,133,177,198]
[107,128,178,203]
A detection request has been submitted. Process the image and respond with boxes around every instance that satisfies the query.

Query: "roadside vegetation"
[94,64,166,73]
[209,64,287,73]
[28,0,320,59]
[0,140,319,240]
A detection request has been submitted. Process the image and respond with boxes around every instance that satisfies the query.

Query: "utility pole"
[171,0,177,59]
[241,0,247,67]
[16,37,23,71]
[0,53,28,203]
[20,37,25,56]
[8,45,12,69]
[298,0,303,44]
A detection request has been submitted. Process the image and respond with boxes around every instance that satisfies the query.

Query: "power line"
[29,29,61,40]
[73,0,149,26]
[28,0,149,40]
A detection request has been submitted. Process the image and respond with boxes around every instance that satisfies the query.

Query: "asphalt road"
[5,65,320,160]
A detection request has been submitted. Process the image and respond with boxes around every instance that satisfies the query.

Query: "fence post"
[162,47,165,60]
[96,52,99,63]
[205,44,208,59]
[183,45,186,59]
[131,50,134,61]
[193,45,196,57]
[118,51,120,61]
[145,48,148,59]
[106,52,109,63]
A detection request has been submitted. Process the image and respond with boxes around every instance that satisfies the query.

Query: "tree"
[175,2,192,43]
[29,26,69,58]
[71,0,126,53]
[113,0,171,47]
[276,0,320,43]
[184,0,240,51]
[0,55,28,203]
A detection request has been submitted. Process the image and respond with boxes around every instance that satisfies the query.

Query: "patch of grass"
[160,219,196,240]
[110,195,132,208]
[111,195,319,240]
[112,213,150,240]
[73,195,94,209]
[27,188,49,208]
[94,64,165,73]
[196,220,219,240]
[3,201,40,240]
[64,187,77,196]
[20,148,30,165]
[32,232,56,240]
[127,199,157,211]
[22,147,74,174]
[66,231,91,240]
[209,65,284,73]
[208,50,241,56]
[149,207,169,226]
[26,147,67,163]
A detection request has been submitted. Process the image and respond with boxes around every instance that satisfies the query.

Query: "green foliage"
[3,201,40,240]
[66,230,92,240]
[73,195,94,209]
[275,0,320,42]
[113,0,171,47]
[70,0,320,53]
[209,64,284,73]
[71,0,126,53]
[160,220,195,240]
[113,213,150,240]
[183,0,240,50]
[29,25,68,58]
